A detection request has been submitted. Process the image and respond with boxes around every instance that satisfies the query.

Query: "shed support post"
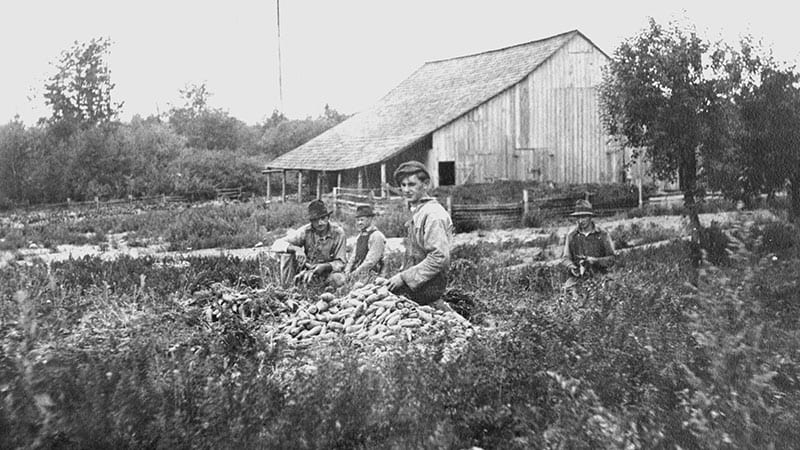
[446,196,453,216]
[281,170,286,203]
[266,172,271,202]
[316,172,322,199]
[297,171,303,202]
[357,168,363,190]
[380,163,387,198]
[337,172,342,189]
[332,187,338,214]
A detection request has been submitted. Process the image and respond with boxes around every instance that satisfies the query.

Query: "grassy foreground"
[1,220,799,448]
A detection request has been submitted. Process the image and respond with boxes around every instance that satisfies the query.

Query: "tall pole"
[276,0,284,111]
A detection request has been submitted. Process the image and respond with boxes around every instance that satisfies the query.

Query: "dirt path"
[1,210,776,268]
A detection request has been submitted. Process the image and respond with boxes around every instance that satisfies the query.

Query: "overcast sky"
[2,0,798,126]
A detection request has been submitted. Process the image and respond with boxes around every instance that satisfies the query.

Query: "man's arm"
[327,230,348,273]
[355,230,386,274]
[587,231,616,269]
[561,230,578,268]
[399,216,449,290]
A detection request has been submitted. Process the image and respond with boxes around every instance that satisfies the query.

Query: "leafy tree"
[263,109,288,128]
[0,117,41,203]
[168,82,250,151]
[118,116,185,196]
[256,105,349,159]
[599,18,730,268]
[42,37,123,130]
[726,41,800,217]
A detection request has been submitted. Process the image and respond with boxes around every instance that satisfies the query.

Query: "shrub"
[700,222,731,265]
[522,210,547,228]
[758,221,797,256]
[610,222,680,249]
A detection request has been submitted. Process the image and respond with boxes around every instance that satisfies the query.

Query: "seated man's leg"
[279,252,298,287]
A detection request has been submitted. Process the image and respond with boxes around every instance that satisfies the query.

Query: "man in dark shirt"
[561,199,616,280]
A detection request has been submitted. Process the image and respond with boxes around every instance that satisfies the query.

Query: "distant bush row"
[0,107,346,208]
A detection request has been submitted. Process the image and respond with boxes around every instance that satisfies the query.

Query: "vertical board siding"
[433,34,618,185]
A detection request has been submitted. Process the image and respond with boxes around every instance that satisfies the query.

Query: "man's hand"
[294,267,317,285]
[386,274,405,291]
[584,256,597,264]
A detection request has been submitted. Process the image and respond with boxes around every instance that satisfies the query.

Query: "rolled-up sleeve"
[284,226,307,247]
[400,216,450,290]
[356,231,385,273]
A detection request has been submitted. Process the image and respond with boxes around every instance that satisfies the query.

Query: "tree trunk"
[790,178,800,222]
[683,153,702,285]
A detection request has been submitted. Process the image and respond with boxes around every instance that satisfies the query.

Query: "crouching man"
[386,161,454,311]
[561,199,616,286]
[271,199,347,288]
[344,204,387,281]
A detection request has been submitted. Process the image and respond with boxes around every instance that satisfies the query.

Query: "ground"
[0,209,776,269]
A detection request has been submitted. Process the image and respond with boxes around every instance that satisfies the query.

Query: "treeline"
[0,38,347,208]
[0,107,345,207]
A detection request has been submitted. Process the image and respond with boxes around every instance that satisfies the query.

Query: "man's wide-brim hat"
[393,161,430,185]
[570,199,595,217]
[355,205,375,218]
[307,199,331,220]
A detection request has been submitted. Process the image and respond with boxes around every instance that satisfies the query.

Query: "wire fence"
[9,187,245,212]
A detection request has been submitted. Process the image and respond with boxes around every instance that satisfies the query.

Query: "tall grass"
[2,226,800,447]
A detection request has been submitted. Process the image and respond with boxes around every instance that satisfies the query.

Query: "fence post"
[67,198,71,209]
[161,194,166,206]
[446,196,453,217]
[94,196,100,210]
[522,189,529,217]
[638,176,643,208]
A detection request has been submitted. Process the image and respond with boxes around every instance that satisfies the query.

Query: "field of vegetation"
[2,204,799,448]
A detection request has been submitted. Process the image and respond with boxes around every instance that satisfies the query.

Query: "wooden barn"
[264,30,623,197]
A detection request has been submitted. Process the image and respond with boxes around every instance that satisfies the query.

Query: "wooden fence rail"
[327,188,703,228]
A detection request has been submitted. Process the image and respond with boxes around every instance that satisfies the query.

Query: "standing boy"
[386,161,454,308]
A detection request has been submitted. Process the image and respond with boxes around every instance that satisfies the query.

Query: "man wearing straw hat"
[386,161,454,310]
[561,199,616,280]
[344,204,387,280]
[271,199,347,288]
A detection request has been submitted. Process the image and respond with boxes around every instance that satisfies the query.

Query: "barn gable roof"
[266,30,598,171]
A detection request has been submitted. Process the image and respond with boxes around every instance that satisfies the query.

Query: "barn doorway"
[438,161,455,186]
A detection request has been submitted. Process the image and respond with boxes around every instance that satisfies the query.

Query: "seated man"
[561,199,616,282]
[344,204,386,280]
[271,199,347,288]
[386,161,454,310]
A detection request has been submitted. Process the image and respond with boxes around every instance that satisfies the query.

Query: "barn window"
[438,161,455,186]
